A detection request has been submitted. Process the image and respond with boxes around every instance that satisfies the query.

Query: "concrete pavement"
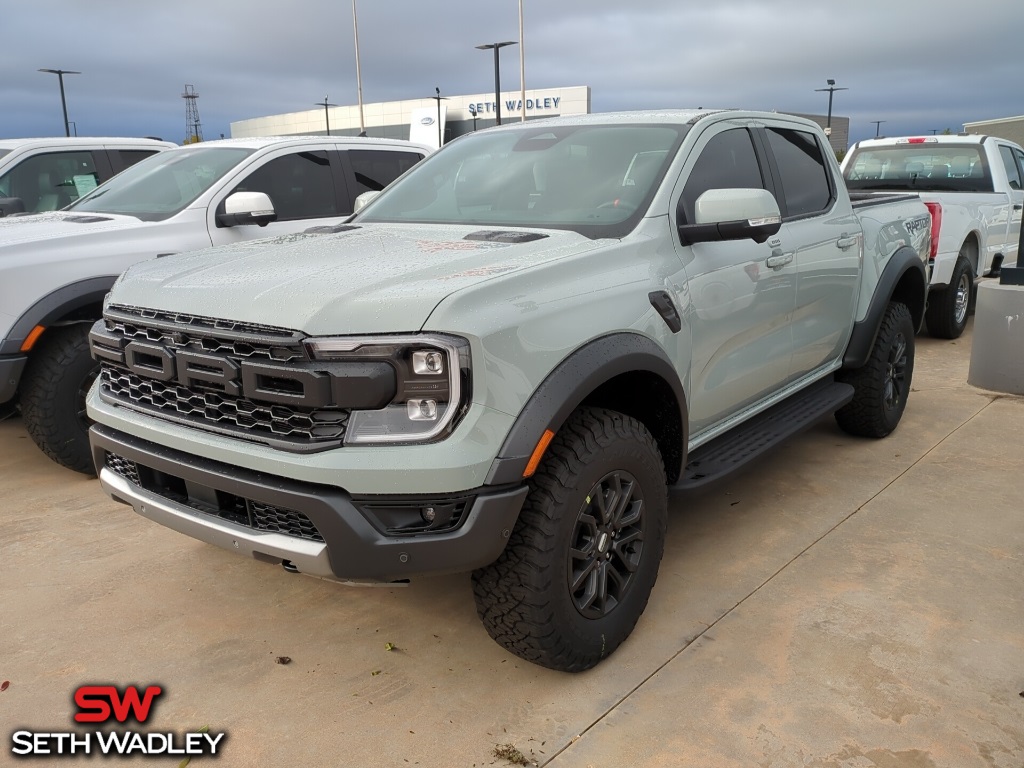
[1,321,1022,767]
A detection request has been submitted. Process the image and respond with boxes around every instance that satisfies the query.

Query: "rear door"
[759,124,861,380]
[670,123,797,436]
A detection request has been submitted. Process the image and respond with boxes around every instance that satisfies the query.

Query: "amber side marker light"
[20,325,46,352]
[523,429,556,478]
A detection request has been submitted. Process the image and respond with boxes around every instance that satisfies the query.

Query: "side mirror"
[0,197,26,218]
[353,190,381,213]
[677,188,782,246]
[216,191,277,228]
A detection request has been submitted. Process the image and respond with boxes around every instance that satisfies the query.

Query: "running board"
[676,379,855,491]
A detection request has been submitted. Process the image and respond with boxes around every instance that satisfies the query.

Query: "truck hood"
[0,210,146,248]
[111,223,608,334]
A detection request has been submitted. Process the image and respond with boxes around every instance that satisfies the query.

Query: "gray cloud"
[1,0,1017,145]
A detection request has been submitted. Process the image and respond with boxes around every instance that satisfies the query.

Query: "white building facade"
[231,86,591,149]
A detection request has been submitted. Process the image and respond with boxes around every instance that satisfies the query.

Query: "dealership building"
[231,86,592,148]
[963,115,1024,146]
[231,85,849,153]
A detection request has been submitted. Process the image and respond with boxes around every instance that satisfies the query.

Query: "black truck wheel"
[20,324,99,475]
[472,407,667,672]
[925,253,972,339]
[836,301,915,439]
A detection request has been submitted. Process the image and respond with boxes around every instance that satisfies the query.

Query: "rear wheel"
[20,325,99,475]
[472,407,667,672]
[836,301,915,438]
[926,252,973,339]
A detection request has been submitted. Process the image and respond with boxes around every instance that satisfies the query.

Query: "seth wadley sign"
[468,96,562,116]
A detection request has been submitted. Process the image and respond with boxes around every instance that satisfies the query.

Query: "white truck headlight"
[305,334,470,444]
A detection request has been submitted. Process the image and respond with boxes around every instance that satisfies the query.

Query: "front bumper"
[0,354,27,404]
[90,424,527,583]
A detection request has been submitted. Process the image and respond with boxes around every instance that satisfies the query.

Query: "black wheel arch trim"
[484,333,689,486]
[0,276,118,356]
[842,246,927,370]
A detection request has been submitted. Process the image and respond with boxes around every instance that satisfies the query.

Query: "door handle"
[1013,203,1023,211]
[836,235,858,251]
[766,249,793,269]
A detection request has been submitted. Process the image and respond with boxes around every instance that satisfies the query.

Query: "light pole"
[814,78,848,135]
[871,120,886,138]
[518,0,526,123]
[431,87,447,148]
[38,68,80,137]
[352,0,366,136]
[315,97,336,136]
[475,41,517,126]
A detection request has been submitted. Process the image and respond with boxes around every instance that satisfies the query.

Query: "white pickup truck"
[0,135,429,473]
[843,135,1024,338]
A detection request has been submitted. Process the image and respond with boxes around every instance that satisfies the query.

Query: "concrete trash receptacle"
[968,281,1024,395]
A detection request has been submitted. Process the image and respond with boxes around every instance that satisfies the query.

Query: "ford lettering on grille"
[90,306,395,450]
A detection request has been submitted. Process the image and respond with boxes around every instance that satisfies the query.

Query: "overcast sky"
[2,0,1018,147]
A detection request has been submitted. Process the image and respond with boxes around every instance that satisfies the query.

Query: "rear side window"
[349,150,424,197]
[765,128,833,218]
[0,150,99,212]
[998,145,1022,190]
[232,150,339,220]
[678,129,764,224]
[1015,149,1024,184]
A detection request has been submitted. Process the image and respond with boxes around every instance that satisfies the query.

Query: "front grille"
[95,305,351,446]
[104,451,324,543]
[100,368,349,441]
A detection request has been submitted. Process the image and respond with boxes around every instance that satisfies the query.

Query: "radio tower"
[182,84,203,143]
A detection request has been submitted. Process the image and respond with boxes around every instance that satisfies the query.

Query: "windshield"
[356,124,687,239]
[67,146,255,221]
[844,144,994,193]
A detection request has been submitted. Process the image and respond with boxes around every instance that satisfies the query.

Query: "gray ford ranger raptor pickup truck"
[87,110,931,672]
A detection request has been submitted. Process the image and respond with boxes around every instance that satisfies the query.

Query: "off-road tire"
[926,253,972,339]
[836,301,915,438]
[472,407,668,672]
[20,324,99,475]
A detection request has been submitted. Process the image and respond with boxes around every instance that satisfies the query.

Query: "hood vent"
[464,230,548,244]
[64,215,113,224]
[303,224,361,235]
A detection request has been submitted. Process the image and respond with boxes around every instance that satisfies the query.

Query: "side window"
[0,151,99,212]
[110,149,160,175]
[679,129,764,223]
[349,150,424,197]
[765,128,833,218]
[1015,149,1024,185]
[232,151,339,221]
[998,146,1022,190]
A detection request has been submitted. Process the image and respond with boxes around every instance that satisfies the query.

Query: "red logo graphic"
[73,685,163,724]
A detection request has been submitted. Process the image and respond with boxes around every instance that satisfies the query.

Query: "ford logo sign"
[420,116,435,126]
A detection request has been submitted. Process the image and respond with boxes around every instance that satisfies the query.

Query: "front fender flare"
[484,332,688,485]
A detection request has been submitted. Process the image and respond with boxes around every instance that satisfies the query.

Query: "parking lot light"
[475,42,517,126]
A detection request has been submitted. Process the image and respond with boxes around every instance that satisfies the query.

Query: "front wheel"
[20,324,100,475]
[472,407,668,672]
[836,301,915,438]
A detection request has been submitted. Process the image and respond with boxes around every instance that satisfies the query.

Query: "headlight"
[305,334,470,445]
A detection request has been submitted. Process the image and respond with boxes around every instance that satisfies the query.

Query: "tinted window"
[766,128,833,218]
[232,151,338,220]
[0,151,99,212]
[999,145,1022,190]
[350,150,424,196]
[679,129,764,223]
[111,149,161,175]
[844,144,993,193]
